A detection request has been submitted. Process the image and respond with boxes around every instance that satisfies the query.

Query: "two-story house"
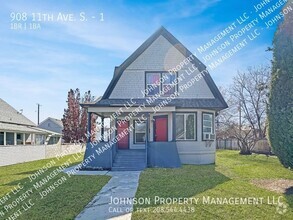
[81,27,228,171]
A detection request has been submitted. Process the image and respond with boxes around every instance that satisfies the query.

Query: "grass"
[133,150,293,220]
[0,153,110,220]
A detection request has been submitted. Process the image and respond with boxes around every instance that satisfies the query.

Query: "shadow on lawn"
[134,164,230,209]
[3,164,69,188]
[285,187,293,209]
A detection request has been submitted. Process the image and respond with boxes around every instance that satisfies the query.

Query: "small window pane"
[162,85,175,95]
[203,114,212,120]
[147,85,160,96]
[135,121,146,132]
[203,120,212,127]
[176,115,184,139]
[135,133,145,143]
[146,73,160,84]
[203,127,212,133]
[186,114,195,139]
[162,73,176,83]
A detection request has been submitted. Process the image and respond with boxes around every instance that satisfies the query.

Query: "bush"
[268,2,293,168]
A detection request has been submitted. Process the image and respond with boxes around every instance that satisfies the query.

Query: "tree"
[217,66,270,154]
[268,2,293,168]
[62,89,96,143]
[81,91,97,142]
[62,89,78,143]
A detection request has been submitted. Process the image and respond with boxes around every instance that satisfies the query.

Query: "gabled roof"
[0,98,35,126]
[0,122,61,136]
[38,117,63,128]
[96,26,227,109]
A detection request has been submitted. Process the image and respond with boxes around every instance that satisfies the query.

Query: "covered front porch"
[82,105,181,171]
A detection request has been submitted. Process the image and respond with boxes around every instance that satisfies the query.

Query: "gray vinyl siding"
[109,35,214,99]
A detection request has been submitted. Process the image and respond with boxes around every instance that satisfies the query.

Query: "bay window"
[176,113,196,140]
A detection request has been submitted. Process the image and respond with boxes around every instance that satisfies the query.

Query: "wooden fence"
[216,139,272,154]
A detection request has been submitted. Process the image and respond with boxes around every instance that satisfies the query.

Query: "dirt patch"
[251,179,293,194]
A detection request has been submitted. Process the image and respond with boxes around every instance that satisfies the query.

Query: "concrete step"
[113,162,146,167]
[114,158,145,161]
[111,166,146,171]
[116,150,145,154]
[112,150,146,171]
[115,154,146,157]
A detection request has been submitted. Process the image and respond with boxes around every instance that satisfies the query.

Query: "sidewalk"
[63,166,141,220]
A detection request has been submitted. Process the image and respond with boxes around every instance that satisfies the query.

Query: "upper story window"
[145,72,177,96]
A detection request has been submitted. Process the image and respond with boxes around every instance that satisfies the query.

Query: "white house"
[0,98,62,146]
[81,27,228,171]
[38,117,63,134]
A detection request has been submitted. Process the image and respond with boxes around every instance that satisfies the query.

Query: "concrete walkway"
[63,166,141,220]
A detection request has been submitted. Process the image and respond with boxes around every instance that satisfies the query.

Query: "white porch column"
[23,133,26,145]
[172,112,176,141]
[14,133,17,145]
[4,132,6,146]
[32,134,35,145]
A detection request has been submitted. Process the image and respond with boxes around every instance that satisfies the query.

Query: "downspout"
[145,113,149,167]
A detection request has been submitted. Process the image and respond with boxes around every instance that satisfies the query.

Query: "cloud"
[171,0,222,18]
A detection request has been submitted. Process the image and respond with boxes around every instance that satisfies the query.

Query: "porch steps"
[112,150,146,171]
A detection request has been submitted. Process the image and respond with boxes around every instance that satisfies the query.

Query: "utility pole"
[37,103,41,125]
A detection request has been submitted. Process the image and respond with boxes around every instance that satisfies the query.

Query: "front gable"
[101,27,227,109]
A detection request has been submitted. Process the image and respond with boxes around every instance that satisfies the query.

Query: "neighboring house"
[38,117,63,134]
[81,27,228,171]
[0,98,61,146]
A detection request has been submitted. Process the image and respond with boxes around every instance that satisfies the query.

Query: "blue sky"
[0,0,282,123]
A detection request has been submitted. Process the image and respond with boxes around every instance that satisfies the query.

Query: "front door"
[154,116,168,142]
[117,120,129,149]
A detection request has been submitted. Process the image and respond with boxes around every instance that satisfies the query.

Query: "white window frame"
[176,113,196,141]
[146,73,160,96]
[134,120,146,144]
[145,72,177,96]
[202,112,214,136]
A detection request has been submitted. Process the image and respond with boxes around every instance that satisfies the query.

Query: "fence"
[216,139,239,150]
[216,139,272,154]
[0,144,85,167]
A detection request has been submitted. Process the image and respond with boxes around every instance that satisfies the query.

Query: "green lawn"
[133,150,293,220]
[0,154,110,220]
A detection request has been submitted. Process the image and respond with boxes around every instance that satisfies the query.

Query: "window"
[145,72,177,96]
[176,113,196,140]
[202,113,214,134]
[0,132,4,145]
[146,73,160,96]
[6,132,14,145]
[16,133,23,145]
[134,120,146,144]
[162,73,176,96]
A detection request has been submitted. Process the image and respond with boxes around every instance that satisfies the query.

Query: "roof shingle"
[0,98,35,126]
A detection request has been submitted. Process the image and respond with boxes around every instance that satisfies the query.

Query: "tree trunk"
[239,147,252,155]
